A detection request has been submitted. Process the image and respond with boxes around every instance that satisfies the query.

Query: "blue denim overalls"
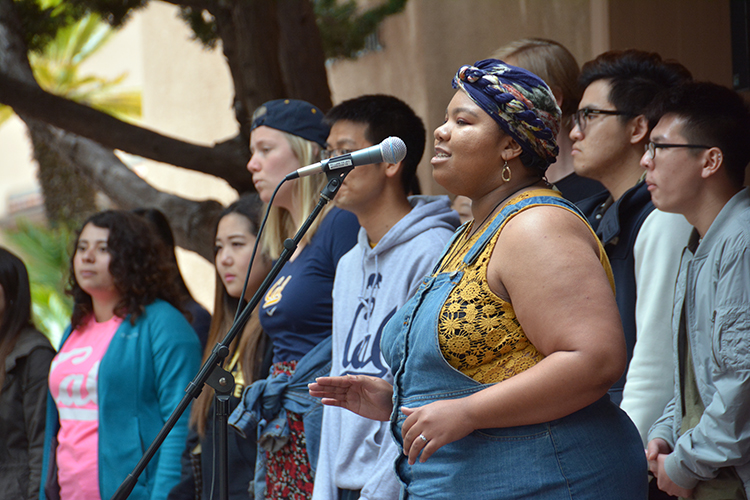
[381,192,648,500]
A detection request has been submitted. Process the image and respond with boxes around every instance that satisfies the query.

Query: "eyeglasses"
[321,149,354,160]
[644,141,712,160]
[573,108,635,133]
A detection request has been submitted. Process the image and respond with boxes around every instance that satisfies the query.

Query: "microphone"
[285,136,407,180]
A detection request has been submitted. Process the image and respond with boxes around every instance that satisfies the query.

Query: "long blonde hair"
[260,131,333,259]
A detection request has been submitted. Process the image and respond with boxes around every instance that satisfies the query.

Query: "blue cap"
[251,99,329,148]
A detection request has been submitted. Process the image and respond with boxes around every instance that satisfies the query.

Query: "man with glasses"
[312,95,459,500]
[570,50,694,462]
[643,81,750,499]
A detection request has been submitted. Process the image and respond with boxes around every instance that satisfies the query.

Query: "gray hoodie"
[313,195,460,500]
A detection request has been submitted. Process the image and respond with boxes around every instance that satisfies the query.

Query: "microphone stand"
[111,167,353,500]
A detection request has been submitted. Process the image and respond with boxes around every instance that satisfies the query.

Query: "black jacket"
[577,181,655,405]
[0,328,55,500]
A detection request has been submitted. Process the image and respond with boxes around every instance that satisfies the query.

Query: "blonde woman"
[232,99,359,499]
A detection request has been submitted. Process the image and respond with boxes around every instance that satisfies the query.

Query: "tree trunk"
[212,0,287,139]
[212,0,333,138]
[27,120,98,228]
[42,126,223,260]
[276,0,332,112]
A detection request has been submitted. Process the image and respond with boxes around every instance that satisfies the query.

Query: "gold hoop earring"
[501,161,512,182]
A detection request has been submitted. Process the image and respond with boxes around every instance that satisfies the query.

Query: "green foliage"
[315,0,408,59]
[28,12,142,121]
[12,0,146,55]
[0,12,141,126]
[13,0,89,53]
[0,105,13,127]
[3,220,74,347]
[55,0,148,28]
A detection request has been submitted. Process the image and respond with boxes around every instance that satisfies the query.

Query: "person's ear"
[701,148,724,179]
[384,160,403,178]
[629,115,650,145]
[500,136,524,162]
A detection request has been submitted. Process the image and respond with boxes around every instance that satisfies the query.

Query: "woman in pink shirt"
[40,210,201,500]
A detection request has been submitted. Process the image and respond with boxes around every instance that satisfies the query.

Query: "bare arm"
[402,206,626,463]
[309,375,394,422]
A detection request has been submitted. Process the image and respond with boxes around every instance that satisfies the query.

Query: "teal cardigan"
[40,300,202,500]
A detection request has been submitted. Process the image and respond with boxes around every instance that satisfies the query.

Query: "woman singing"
[310,59,647,499]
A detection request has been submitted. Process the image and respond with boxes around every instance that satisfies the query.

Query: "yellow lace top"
[437,189,613,384]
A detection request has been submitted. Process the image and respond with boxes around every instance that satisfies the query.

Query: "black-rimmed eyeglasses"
[321,149,354,160]
[644,141,712,160]
[573,108,635,133]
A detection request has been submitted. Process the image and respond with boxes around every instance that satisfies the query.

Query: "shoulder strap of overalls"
[429,190,586,274]
[463,189,586,266]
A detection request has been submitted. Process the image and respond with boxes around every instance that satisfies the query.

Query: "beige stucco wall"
[328,0,593,195]
[327,0,732,195]
[136,2,241,311]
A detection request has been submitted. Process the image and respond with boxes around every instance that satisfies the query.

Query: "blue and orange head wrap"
[453,58,561,171]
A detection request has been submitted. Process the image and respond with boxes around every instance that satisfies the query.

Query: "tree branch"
[0,73,255,192]
[40,125,223,260]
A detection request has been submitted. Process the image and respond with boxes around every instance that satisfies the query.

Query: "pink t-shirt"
[49,315,122,500]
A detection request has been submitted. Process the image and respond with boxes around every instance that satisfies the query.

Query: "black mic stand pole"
[111,167,353,500]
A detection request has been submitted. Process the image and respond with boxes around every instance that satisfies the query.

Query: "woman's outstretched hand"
[309,375,394,422]
[401,399,475,465]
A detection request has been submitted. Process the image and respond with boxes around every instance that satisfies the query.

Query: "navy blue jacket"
[577,181,655,405]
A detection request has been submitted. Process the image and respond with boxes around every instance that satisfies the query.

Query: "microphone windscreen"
[380,137,407,164]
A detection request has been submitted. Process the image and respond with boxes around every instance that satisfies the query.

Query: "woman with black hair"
[132,207,212,348]
[169,195,271,500]
[40,210,201,500]
[0,247,55,500]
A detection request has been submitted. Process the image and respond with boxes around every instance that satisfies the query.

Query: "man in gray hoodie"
[312,95,460,500]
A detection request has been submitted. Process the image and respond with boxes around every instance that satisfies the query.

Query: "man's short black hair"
[325,94,426,195]
[650,81,750,187]
[579,49,692,128]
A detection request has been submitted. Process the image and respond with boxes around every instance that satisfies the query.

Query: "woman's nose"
[247,154,261,173]
[81,248,95,262]
[434,122,449,141]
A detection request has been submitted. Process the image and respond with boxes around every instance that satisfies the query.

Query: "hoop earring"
[501,161,512,182]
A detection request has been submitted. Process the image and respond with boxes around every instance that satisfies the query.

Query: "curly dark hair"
[67,210,186,330]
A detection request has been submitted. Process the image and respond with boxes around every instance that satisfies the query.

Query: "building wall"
[137,1,241,311]
[607,0,732,86]
[328,0,732,195]
[328,0,594,194]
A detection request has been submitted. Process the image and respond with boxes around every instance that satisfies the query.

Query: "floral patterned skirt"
[265,360,314,500]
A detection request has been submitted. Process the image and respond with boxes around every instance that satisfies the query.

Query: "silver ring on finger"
[419,433,428,443]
